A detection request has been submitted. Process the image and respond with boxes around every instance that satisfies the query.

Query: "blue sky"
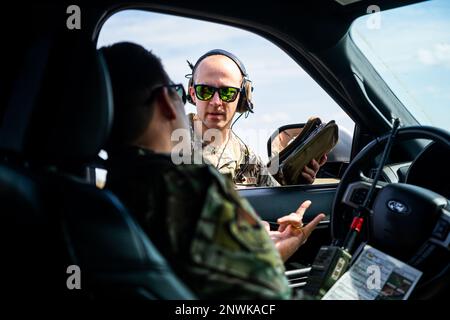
[97,1,449,160]
[351,0,450,130]
[97,10,354,161]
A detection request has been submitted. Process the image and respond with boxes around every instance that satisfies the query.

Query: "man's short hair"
[100,42,170,147]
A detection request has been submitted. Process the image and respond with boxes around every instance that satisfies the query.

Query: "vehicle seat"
[0,31,194,300]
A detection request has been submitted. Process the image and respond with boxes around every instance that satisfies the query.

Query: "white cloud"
[417,49,436,65]
[424,85,440,94]
[98,10,310,88]
[99,11,248,49]
[435,43,450,61]
[257,112,290,124]
[417,43,450,68]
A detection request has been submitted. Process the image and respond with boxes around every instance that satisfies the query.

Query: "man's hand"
[301,154,327,184]
[262,200,326,262]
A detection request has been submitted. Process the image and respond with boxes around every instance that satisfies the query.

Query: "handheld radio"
[303,118,401,299]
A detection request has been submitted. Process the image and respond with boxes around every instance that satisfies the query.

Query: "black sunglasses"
[166,83,187,105]
[149,83,187,105]
[194,84,241,103]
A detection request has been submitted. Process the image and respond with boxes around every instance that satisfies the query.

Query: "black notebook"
[272,117,339,185]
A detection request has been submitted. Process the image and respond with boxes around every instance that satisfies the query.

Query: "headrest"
[7,32,113,166]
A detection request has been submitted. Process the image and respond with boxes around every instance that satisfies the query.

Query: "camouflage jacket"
[188,113,280,188]
[105,146,291,299]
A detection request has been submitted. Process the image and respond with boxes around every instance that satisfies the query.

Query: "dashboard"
[406,142,450,198]
[343,142,450,210]
[376,142,449,198]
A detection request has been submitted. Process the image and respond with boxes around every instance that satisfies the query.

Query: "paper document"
[322,245,422,300]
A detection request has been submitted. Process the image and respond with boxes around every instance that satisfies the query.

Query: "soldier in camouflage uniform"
[101,42,325,299]
[186,50,324,187]
[188,113,279,188]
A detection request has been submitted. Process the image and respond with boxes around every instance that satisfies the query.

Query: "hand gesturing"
[262,200,325,262]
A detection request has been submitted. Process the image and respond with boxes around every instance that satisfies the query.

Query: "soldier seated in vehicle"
[100,42,325,299]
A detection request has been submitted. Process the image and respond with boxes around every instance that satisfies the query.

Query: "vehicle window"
[97,9,355,186]
[351,0,450,131]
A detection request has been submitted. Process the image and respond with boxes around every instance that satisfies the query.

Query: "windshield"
[351,0,450,131]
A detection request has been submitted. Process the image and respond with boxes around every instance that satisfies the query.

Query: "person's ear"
[189,86,197,104]
[155,88,177,121]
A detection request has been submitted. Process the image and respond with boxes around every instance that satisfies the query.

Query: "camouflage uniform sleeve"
[238,144,280,187]
[253,153,280,187]
[164,165,291,299]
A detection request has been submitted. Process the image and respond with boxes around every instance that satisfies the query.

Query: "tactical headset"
[186,49,254,114]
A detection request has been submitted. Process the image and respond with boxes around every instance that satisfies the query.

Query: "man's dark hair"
[100,42,170,147]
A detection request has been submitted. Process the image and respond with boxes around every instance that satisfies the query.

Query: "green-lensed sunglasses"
[194,84,241,103]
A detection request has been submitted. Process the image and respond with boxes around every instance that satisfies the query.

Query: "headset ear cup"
[236,94,245,114]
[245,81,253,112]
[237,80,254,113]
[186,77,195,105]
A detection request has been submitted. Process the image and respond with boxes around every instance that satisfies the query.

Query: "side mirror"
[267,123,305,159]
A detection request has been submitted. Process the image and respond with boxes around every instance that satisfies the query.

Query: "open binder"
[272,117,339,185]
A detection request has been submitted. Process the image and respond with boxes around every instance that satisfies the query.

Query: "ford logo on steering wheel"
[387,200,409,214]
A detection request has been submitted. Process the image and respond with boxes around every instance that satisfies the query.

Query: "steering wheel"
[331,126,450,296]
